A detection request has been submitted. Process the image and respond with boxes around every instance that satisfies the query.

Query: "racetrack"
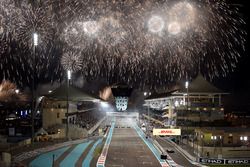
[106,127,161,167]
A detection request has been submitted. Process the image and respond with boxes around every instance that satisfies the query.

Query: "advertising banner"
[153,128,181,136]
[200,158,250,165]
[225,159,250,164]
[199,158,224,164]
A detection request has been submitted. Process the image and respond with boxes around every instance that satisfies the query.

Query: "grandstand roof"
[146,73,227,100]
[175,73,225,94]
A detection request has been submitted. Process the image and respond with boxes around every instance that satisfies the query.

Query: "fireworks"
[14,2,55,50]
[62,21,88,48]
[61,48,83,72]
[0,0,17,53]
[0,1,60,86]
[98,16,127,47]
[0,0,247,89]
[82,21,100,36]
[0,80,28,104]
[168,1,196,30]
[148,16,165,34]
[168,22,181,35]
[0,0,16,35]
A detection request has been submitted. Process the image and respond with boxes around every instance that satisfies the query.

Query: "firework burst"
[14,2,55,50]
[0,0,17,54]
[0,0,247,89]
[0,1,63,87]
[57,0,246,88]
[61,48,83,72]
[0,80,28,104]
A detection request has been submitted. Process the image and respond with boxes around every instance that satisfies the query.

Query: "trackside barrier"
[166,137,196,161]
[152,139,167,155]
[163,137,207,167]
[152,138,183,167]
[200,158,250,165]
[96,121,115,167]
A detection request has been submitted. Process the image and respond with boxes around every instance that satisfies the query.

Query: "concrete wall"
[191,142,250,159]
[43,108,66,128]
[42,100,79,128]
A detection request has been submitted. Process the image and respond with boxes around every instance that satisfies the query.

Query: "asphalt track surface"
[105,127,162,167]
[156,137,198,167]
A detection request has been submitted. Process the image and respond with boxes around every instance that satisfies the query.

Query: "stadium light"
[66,70,71,140]
[185,81,189,89]
[33,33,38,46]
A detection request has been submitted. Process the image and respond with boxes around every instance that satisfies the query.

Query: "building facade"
[146,74,227,127]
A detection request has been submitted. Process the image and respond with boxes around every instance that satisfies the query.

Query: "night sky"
[214,0,249,90]
[203,0,250,114]
[0,0,249,104]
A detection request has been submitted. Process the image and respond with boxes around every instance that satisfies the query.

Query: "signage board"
[200,158,250,165]
[199,158,224,164]
[153,128,181,136]
[225,159,250,164]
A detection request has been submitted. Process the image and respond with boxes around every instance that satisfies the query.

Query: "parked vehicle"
[166,149,174,153]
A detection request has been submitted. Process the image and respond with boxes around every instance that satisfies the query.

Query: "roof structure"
[146,73,227,100]
[45,83,99,102]
[175,73,224,94]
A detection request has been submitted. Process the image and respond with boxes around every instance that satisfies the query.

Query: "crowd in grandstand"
[75,109,105,130]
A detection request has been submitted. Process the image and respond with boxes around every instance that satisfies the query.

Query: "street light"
[33,33,38,46]
[240,136,248,146]
[67,70,71,80]
[201,134,204,157]
[185,81,189,106]
[219,135,223,158]
[144,92,150,137]
[211,135,217,157]
[143,92,149,119]
[185,81,189,144]
[185,81,189,89]
[31,32,38,143]
[185,81,189,107]
[66,70,71,140]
